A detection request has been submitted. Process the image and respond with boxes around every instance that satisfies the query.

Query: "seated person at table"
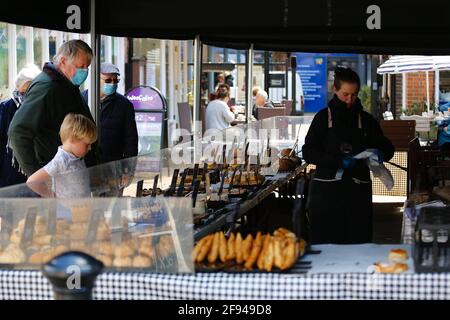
[27,113,97,198]
[205,84,235,131]
[252,89,274,119]
[438,120,450,149]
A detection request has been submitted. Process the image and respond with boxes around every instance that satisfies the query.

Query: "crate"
[414,206,450,273]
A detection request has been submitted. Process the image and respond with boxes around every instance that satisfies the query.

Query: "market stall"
[1,116,450,300]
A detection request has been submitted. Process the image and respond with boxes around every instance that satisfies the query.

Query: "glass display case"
[0,116,313,271]
[0,196,193,272]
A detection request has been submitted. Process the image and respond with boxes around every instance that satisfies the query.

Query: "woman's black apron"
[308,108,373,244]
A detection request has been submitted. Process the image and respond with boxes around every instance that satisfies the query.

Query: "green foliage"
[404,101,426,116]
[358,85,371,113]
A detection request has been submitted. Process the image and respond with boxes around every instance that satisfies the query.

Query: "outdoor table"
[3,244,450,300]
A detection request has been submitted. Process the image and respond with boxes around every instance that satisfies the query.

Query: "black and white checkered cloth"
[2,270,450,300]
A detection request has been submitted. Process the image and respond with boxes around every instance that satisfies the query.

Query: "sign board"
[268,73,285,88]
[295,53,327,113]
[126,86,167,172]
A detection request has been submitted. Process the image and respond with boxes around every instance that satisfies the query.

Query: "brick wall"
[405,72,435,108]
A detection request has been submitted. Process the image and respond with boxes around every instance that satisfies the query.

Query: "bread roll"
[97,254,113,267]
[373,262,408,273]
[114,240,136,258]
[32,234,52,246]
[71,205,91,223]
[34,216,47,235]
[96,223,110,241]
[257,235,270,270]
[242,234,253,261]
[196,234,213,262]
[388,249,408,263]
[235,232,244,264]
[219,232,227,263]
[244,232,263,270]
[226,233,235,261]
[0,244,26,264]
[29,249,54,264]
[132,255,152,268]
[93,241,113,256]
[207,232,220,264]
[113,256,132,268]
[69,223,88,240]
[193,237,207,261]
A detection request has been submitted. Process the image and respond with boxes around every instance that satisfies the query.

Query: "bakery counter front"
[2,243,450,300]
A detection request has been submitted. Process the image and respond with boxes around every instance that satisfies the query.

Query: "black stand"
[42,251,104,300]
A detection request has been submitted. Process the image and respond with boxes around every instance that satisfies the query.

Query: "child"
[27,113,97,198]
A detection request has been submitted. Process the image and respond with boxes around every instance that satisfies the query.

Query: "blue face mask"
[71,68,89,86]
[102,83,118,96]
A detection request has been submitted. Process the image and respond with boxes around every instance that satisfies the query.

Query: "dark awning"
[0,0,90,33]
[1,0,450,54]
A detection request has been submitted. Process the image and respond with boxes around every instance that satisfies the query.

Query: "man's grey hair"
[255,89,268,101]
[53,40,93,65]
[15,64,41,89]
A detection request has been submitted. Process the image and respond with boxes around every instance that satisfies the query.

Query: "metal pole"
[160,40,166,97]
[105,36,112,63]
[193,36,202,164]
[264,51,270,93]
[89,0,100,123]
[435,70,440,110]
[25,27,34,64]
[116,37,125,94]
[426,71,430,112]
[7,24,17,95]
[246,44,254,123]
[291,56,296,116]
[193,35,202,131]
[41,29,50,67]
[183,41,188,101]
[55,31,64,52]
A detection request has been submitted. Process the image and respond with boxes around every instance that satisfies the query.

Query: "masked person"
[302,67,394,244]
[8,40,98,177]
[82,62,138,164]
[0,64,41,186]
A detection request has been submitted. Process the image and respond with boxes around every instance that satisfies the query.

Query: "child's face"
[69,138,92,158]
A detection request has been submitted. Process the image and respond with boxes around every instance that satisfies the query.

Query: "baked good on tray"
[193,228,305,272]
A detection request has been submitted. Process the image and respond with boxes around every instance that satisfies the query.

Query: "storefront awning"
[1,0,450,54]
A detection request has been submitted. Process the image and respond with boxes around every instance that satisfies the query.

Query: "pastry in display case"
[0,197,193,273]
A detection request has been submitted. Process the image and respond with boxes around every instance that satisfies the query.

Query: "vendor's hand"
[373,149,384,164]
[446,126,450,133]
[342,155,356,169]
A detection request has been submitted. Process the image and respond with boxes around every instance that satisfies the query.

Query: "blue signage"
[295,53,327,113]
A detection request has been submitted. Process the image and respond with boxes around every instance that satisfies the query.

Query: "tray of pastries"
[193,228,306,272]
[0,202,180,271]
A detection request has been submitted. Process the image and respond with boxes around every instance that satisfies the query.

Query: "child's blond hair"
[60,113,97,143]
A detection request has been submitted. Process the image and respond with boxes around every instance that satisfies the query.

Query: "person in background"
[82,62,138,164]
[0,64,41,187]
[8,40,98,177]
[205,83,235,131]
[252,89,274,119]
[302,67,394,244]
[27,113,97,198]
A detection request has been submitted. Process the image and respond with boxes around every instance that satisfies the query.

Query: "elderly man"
[82,62,138,163]
[252,89,274,119]
[0,64,41,186]
[8,40,98,177]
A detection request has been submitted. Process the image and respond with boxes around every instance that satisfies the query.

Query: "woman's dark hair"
[334,67,360,90]
[216,83,230,99]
